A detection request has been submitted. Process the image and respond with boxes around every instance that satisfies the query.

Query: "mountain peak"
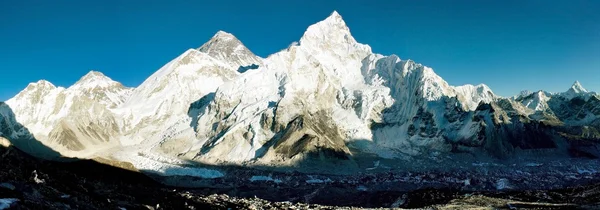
[33,80,55,87]
[324,10,344,25]
[198,31,242,53]
[25,80,56,91]
[212,30,236,40]
[10,80,58,103]
[299,11,371,54]
[330,10,341,17]
[80,70,107,80]
[72,70,120,89]
[77,70,110,82]
[570,80,588,93]
[561,80,591,99]
[197,31,262,69]
[301,11,351,41]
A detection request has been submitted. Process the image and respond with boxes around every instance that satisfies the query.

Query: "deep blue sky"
[1,0,599,100]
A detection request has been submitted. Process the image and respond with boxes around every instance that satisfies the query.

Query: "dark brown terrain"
[1,144,600,209]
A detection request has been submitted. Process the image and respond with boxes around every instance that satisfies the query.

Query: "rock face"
[1,11,599,171]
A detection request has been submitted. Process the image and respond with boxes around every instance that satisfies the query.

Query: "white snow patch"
[113,150,224,178]
[525,162,543,167]
[577,167,597,175]
[366,160,380,170]
[306,176,333,184]
[249,176,283,184]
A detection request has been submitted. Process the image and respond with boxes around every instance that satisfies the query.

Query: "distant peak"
[198,30,244,53]
[304,10,350,34]
[519,90,533,96]
[77,70,111,82]
[299,11,370,53]
[19,80,57,98]
[196,31,262,68]
[72,70,120,89]
[35,79,54,86]
[28,80,56,89]
[331,10,341,17]
[561,80,591,99]
[570,80,587,93]
[475,83,491,90]
[213,30,235,40]
[81,70,106,80]
[198,31,242,49]
[324,10,345,25]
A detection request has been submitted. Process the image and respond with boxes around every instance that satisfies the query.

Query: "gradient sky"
[1,0,599,100]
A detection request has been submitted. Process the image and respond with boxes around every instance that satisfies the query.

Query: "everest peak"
[198,30,246,54]
[198,30,263,70]
[211,30,236,41]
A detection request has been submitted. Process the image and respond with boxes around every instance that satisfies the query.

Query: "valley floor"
[1,145,599,209]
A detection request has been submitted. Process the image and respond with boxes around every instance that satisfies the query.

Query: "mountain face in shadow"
[0,102,63,160]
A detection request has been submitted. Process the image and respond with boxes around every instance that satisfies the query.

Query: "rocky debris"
[0,145,348,210]
[1,145,600,209]
[434,195,581,210]
[181,193,339,210]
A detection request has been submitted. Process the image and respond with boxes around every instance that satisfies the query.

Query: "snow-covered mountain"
[5,71,132,156]
[2,11,599,171]
[115,31,264,148]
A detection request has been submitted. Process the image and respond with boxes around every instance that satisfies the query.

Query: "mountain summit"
[72,70,124,89]
[562,80,594,99]
[198,30,263,71]
[299,10,368,54]
[570,80,588,93]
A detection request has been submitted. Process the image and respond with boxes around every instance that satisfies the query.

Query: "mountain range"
[1,11,599,175]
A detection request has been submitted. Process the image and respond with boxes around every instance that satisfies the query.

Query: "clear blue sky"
[1,0,599,100]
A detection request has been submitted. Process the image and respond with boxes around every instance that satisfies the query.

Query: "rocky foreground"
[1,145,599,210]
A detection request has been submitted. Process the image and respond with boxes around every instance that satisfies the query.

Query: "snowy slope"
[155,11,502,165]
[5,71,132,156]
[116,31,263,147]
